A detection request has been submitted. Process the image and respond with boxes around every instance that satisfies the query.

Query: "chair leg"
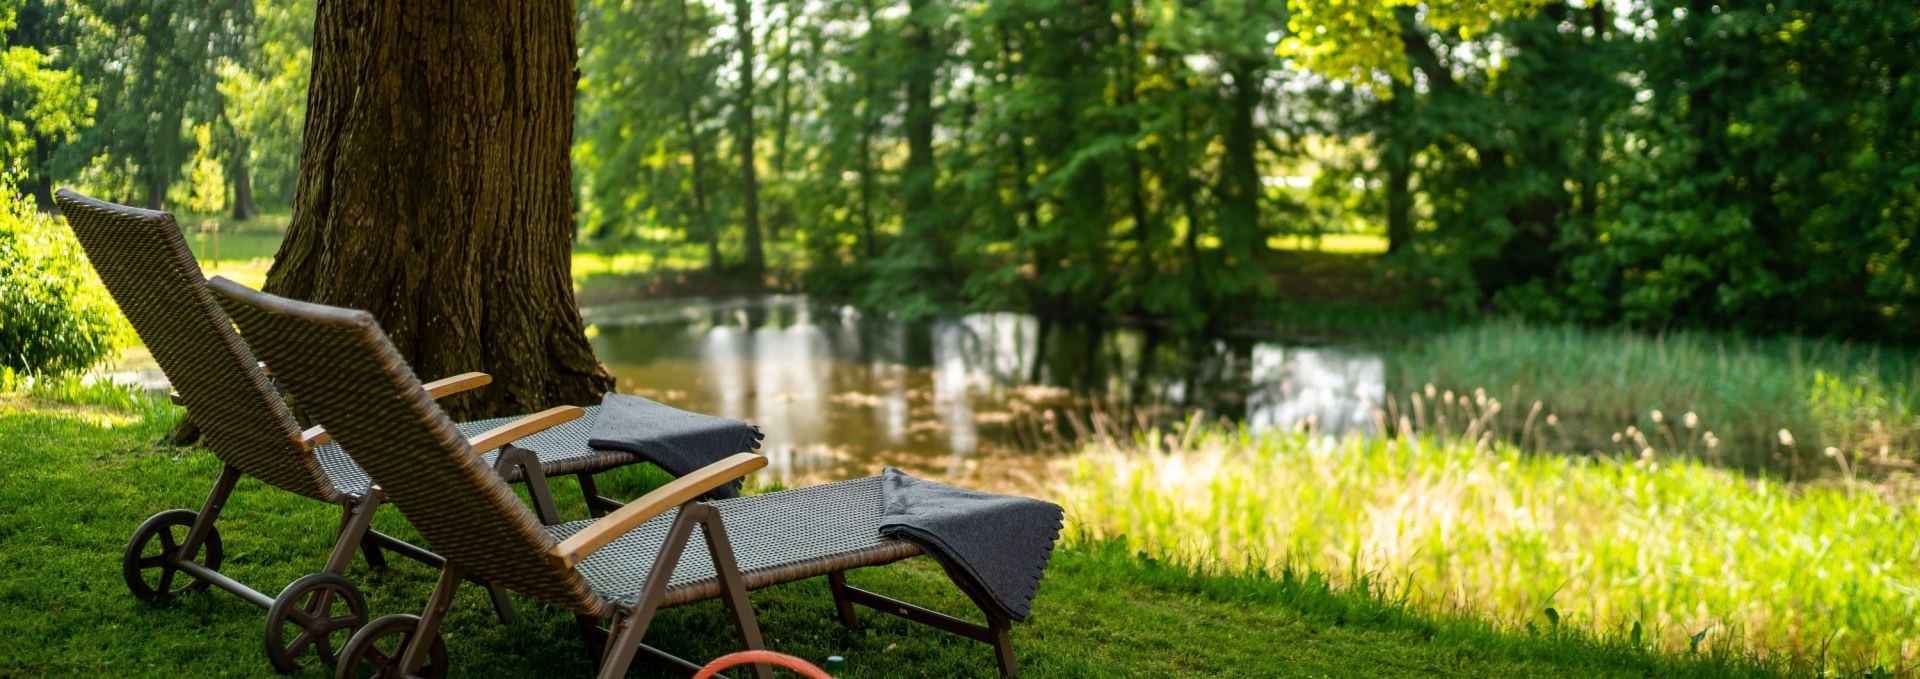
[326,493,383,575]
[577,473,619,517]
[486,582,517,625]
[990,618,1018,678]
[827,571,860,631]
[598,504,702,678]
[495,447,560,526]
[400,565,462,674]
[180,465,242,557]
[694,505,773,679]
[575,613,609,668]
[595,610,646,679]
[359,538,387,569]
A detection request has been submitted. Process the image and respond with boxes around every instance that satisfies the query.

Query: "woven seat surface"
[316,405,622,495]
[547,476,921,608]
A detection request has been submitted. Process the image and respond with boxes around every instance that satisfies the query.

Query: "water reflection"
[585,296,1386,487]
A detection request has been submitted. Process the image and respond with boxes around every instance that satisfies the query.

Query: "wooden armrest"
[168,391,184,406]
[468,405,585,455]
[551,453,766,567]
[256,361,271,376]
[296,424,331,451]
[423,372,491,399]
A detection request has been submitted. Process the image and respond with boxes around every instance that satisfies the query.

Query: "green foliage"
[1315,0,1920,343]
[212,0,313,207]
[0,0,91,205]
[0,179,123,379]
[573,0,1318,330]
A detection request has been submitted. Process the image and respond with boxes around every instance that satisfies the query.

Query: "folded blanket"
[587,393,764,499]
[878,468,1064,621]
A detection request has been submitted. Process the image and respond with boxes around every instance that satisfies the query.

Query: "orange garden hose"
[694,650,836,679]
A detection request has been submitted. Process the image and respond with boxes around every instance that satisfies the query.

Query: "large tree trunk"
[731,0,766,281]
[267,0,612,420]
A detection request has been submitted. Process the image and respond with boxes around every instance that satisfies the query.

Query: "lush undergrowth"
[1060,421,1920,674]
[1394,320,1920,476]
[0,382,1794,677]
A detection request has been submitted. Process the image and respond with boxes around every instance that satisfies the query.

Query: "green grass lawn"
[0,384,1792,678]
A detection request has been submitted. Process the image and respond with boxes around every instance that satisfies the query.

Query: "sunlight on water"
[587,296,1387,488]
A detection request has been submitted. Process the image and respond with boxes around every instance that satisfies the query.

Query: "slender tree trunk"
[772,0,796,178]
[228,139,260,221]
[143,177,167,211]
[1001,25,1041,257]
[1221,59,1264,255]
[690,108,721,273]
[1577,2,1607,223]
[902,0,937,221]
[766,0,796,243]
[672,0,721,273]
[857,0,879,260]
[26,140,55,213]
[731,0,766,281]
[1384,78,1414,254]
[268,0,612,419]
[884,0,947,297]
[1120,3,1152,248]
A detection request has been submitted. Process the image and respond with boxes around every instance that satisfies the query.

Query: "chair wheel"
[335,614,448,679]
[265,572,369,674]
[122,509,223,601]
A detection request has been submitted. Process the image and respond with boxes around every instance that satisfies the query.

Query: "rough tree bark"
[266,0,613,420]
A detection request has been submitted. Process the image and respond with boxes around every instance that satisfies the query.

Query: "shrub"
[0,180,125,382]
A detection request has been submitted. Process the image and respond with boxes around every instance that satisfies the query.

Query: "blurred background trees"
[6,0,1917,340]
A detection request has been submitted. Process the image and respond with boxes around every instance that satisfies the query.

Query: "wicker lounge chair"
[54,190,648,673]
[209,278,1032,679]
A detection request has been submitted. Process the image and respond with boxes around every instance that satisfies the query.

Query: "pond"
[587,296,1387,488]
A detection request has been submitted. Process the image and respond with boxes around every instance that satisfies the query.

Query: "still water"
[587,296,1385,488]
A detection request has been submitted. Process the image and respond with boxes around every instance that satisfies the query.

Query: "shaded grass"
[0,385,1792,677]
[1061,422,1920,674]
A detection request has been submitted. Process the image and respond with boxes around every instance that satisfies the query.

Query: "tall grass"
[1396,320,1920,475]
[1058,420,1920,672]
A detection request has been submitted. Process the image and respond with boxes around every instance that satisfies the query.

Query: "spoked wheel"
[265,572,369,674]
[122,509,223,601]
[335,614,448,679]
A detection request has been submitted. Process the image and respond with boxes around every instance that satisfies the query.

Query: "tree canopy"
[8,0,1918,340]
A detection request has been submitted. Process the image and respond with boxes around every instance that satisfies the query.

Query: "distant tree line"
[6,0,1917,339]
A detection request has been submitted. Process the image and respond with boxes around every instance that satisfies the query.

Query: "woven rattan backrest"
[207,277,603,613]
[53,190,331,501]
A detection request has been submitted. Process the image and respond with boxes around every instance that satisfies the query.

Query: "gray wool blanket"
[587,393,764,499]
[879,468,1064,622]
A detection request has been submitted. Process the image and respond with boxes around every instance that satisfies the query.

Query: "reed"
[1395,320,1920,475]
